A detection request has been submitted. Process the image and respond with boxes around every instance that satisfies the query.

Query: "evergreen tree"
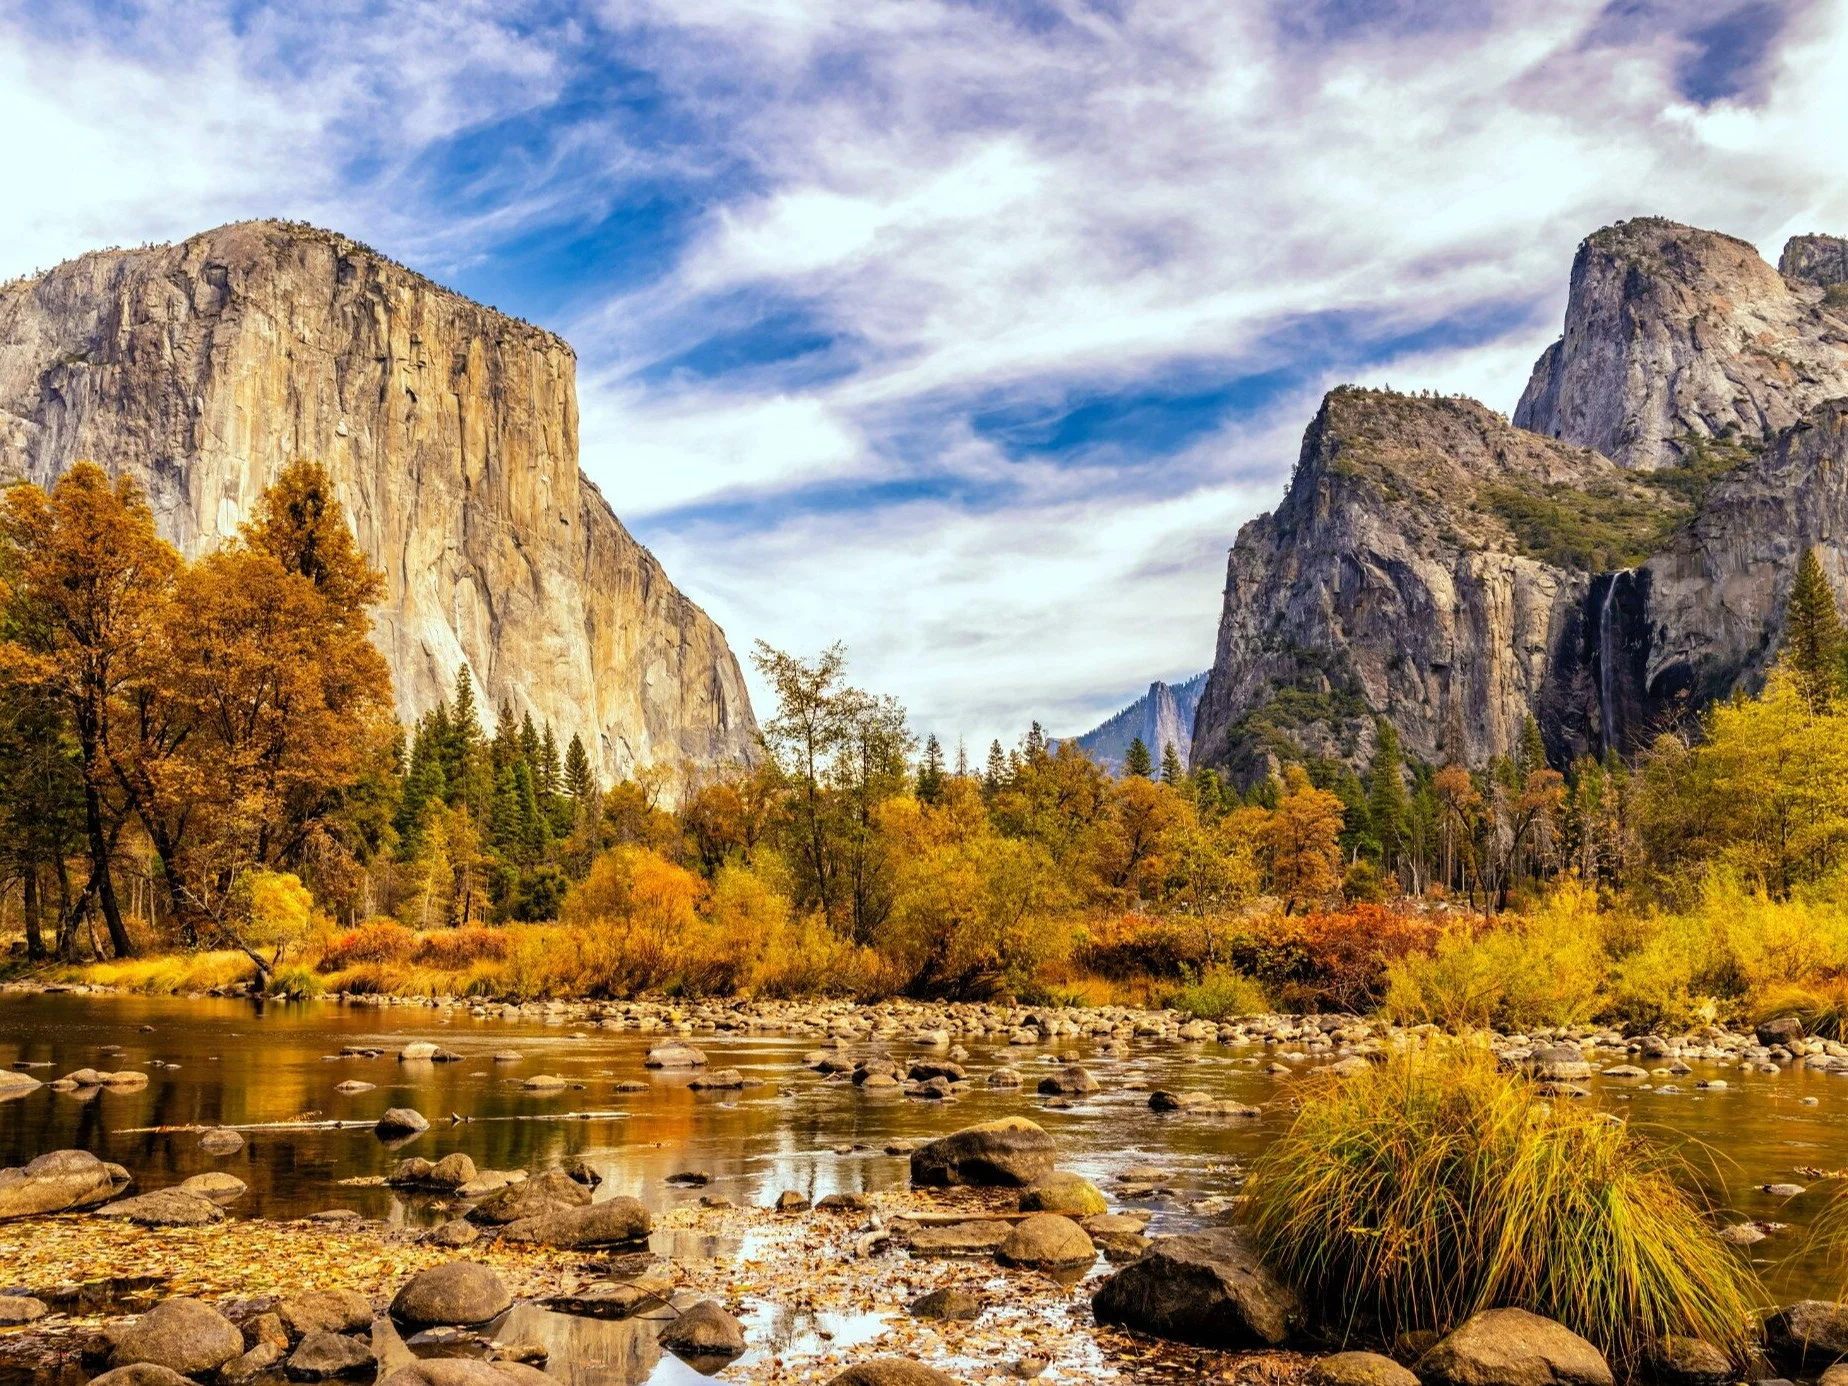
[563,733,597,822]
[1025,721,1048,763]
[1159,740,1184,785]
[518,711,541,766]
[1367,719,1411,878]
[1517,715,1548,778]
[1785,546,1847,712]
[513,759,547,862]
[1124,737,1153,778]
[954,737,969,779]
[492,701,518,770]
[1191,764,1227,820]
[538,724,562,800]
[917,733,946,803]
[444,668,487,811]
[984,739,1007,794]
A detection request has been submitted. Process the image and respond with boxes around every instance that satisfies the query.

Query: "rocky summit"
[0,220,756,783]
[1192,217,1848,780]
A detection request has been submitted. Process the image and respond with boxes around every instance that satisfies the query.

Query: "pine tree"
[1191,765,1227,820]
[1367,719,1410,878]
[1159,740,1184,785]
[984,739,1007,794]
[445,668,487,811]
[563,733,596,818]
[954,738,969,779]
[1124,737,1153,778]
[518,711,541,766]
[917,733,945,803]
[538,724,562,799]
[1025,721,1048,763]
[1785,546,1847,712]
[1517,715,1548,778]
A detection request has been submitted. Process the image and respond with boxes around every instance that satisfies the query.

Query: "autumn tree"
[0,464,178,957]
[1264,765,1345,912]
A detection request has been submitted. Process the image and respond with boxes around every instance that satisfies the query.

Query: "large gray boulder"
[644,1042,708,1069]
[1091,1229,1299,1348]
[910,1118,1057,1187]
[1418,1309,1613,1386]
[1766,1301,1848,1366]
[0,1148,131,1221]
[658,1300,746,1359]
[278,1289,375,1338]
[97,1189,227,1226]
[997,1213,1096,1270]
[498,1195,652,1249]
[374,1108,429,1139]
[467,1168,590,1225]
[285,1329,377,1380]
[389,1262,512,1328]
[104,1297,245,1376]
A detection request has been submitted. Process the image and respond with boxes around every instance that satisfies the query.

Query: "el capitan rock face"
[0,220,755,782]
[1194,218,1848,781]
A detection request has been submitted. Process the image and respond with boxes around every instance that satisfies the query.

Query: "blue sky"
[3,0,1845,750]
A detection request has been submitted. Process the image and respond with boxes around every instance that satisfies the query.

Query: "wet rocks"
[1091,1229,1299,1348]
[88,1367,197,1386]
[373,1108,429,1139]
[1765,1301,1848,1366]
[1308,1352,1422,1386]
[428,1219,480,1248]
[177,1172,248,1204]
[688,1068,747,1090]
[1646,1336,1735,1386]
[0,1070,42,1100]
[334,1080,376,1095]
[499,1196,653,1249]
[285,1329,376,1380]
[544,1271,672,1319]
[1419,1308,1613,1386]
[1081,1213,1152,1261]
[0,1295,49,1324]
[468,1168,590,1224]
[645,1042,708,1069]
[380,1362,551,1386]
[104,1297,245,1376]
[910,1118,1057,1187]
[390,1262,512,1328]
[907,1220,1014,1257]
[657,1299,746,1360]
[98,1189,227,1226]
[518,1075,567,1091]
[1758,1016,1806,1049]
[997,1212,1096,1270]
[1018,1171,1107,1216]
[397,1043,459,1063]
[278,1290,375,1338]
[1147,1090,1210,1112]
[910,1287,984,1321]
[774,1190,810,1212]
[200,1128,245,1155]
[0,1148,131,1220]
[391,1152,478,1191]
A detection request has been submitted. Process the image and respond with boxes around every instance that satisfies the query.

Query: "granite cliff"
[1193,218,1848,783]
[0,220,756,783]
[1067,673,1207,775]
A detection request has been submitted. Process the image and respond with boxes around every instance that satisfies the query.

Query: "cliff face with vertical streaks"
[0,220,756,783]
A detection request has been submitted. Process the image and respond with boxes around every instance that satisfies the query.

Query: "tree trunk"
[22,866,44,961]
[54,856,79,961]
[83,777,134,957]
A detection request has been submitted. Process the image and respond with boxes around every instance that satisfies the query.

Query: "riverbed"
[3,991,1846,1382]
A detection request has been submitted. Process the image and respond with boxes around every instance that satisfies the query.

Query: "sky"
[3,0,1847,753]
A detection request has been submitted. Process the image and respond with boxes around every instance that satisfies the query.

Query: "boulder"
[0,1295,48,1324]
[105,1297,245,1376]
[221,1342,286,1384]
[644,1042,708,1069]
[0,1148,132,1220]
[178,1172,248,1205]
[245,1313,291,1352]
[97,1189,226,1226]
[775,1190,810,1212]
[543,1278,670,1319]
[87,1368,196,1386]
[828,1361,961,1386]
[1082,1213,1153,1262]
[286,1328,376,1380]
[1036,1065,1099,1096]
[997,1212,1095,1270]
[688,1068,747,1089]
[499,1196,653,1249]
[910,1287,984,1321]
[374,1108,428,1138]
[657,1299,746,1359]
[1646,1337,1735,1386]
[1019,1172,1107,1216]
[1148,1090,1211,1112]
[1419,1308,1614,1386]
[910,1118,1057,1187]
[1091,1229,1299,1348]
[1758,1016,1806,1049]
[1766,1301,1848,1366]
[1309,1353,1422,1386]
[0,1070,42,1101]
[390,1262,512,1328]
[907,1220,1014,1257]
[200,1127,245,1155]
[468,1168,591,1224]
[279,1289,375,1338]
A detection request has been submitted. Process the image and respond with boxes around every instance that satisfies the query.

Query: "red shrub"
[319,919,416,971]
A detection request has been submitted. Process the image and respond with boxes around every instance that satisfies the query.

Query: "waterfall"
[1597,572,1625,755]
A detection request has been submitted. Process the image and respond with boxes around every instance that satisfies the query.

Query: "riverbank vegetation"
[4,464,1848,1027]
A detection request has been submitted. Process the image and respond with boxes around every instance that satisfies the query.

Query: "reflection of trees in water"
[495,1303,665,1386]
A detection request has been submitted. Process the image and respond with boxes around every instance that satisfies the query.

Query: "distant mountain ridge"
[1066,673,1207,775]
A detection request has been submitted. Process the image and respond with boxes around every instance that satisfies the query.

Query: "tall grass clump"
[1167,965,1272,1021]
[1245,1048,1758,1370]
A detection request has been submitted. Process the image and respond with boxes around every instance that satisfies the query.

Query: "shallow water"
[3,993,1847,1300]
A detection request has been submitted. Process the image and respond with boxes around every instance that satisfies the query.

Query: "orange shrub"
[318,918,416,971]
[1234,904,1451,1011]
[412,926,510,969]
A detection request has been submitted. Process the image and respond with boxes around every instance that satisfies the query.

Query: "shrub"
[1167,966,1272,1020]
[264,962,325,998]
[319,919,416,971]
[1246,1049,1759,1368]
[412,926,510,970]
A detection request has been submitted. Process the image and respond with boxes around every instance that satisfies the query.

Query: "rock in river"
[829,1361,961,1386]
[390,1262,512,1328]
[178,1172,248,1205]
[910,1117,1057,1187]
[380,1363,551,1386]
[1766,1301,1848,1367]
[88,1368,197,1386]
[645,1042,708,1069]
[1419,1308,1613,1386]
[374,1108,429,1139]
[499,1196,653,1249]
[0,1148,131,1221]
[97,1189,227,1226]
[1018,1171,1107,1216]
[1036,1065,1099,1096]
[910,1287,984,1321]
[105,1297,245,1376]
[469,1168,591,1225]
[1091,1229,1299,1348]
[0,1295,49,1324]
[279,1289,375,1338]
[286,1329,377,1380]
[997,1213,1096,1270]
[1646,1337,1735,1386]
[1308,1353,1421,1386]
[657,1300,746,1360]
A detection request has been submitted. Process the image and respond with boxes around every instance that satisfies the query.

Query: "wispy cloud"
[2,0,1844,747]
